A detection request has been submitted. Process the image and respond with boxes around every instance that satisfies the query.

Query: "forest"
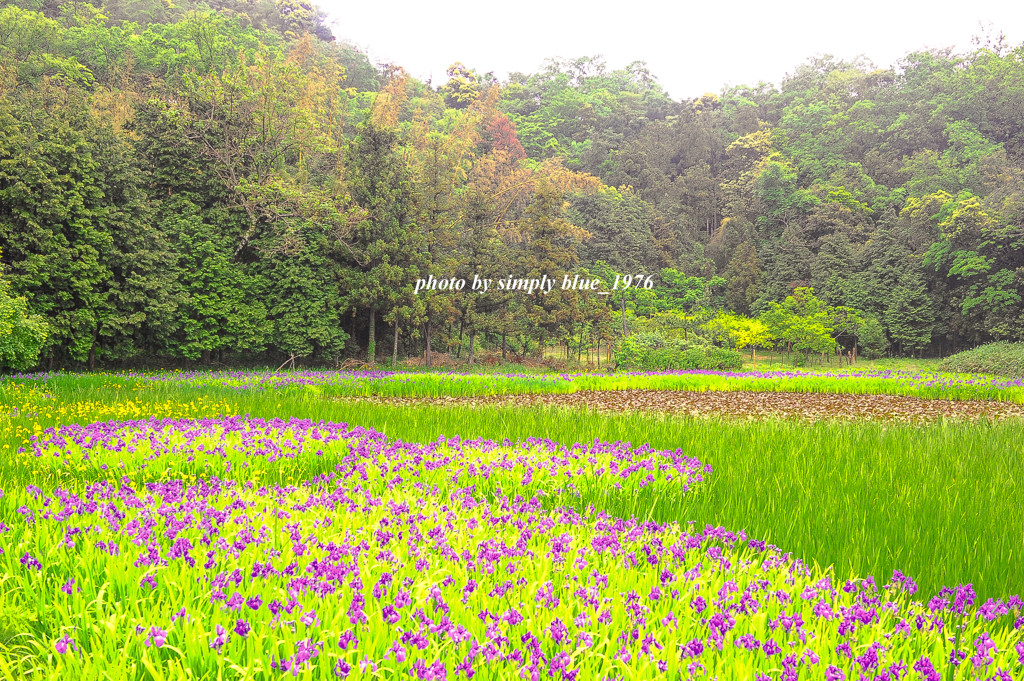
[1,0,1023,370]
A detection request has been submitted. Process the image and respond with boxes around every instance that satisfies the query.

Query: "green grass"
[15,366,1024,403]
[939,341,1024,378]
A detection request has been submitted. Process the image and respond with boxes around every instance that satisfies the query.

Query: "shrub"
[938,342,1024,377]
[858,316,888,360]
[0,269,48,371]
[614,333,743,371]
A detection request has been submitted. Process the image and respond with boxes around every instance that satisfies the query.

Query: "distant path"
[343,389,1024,422]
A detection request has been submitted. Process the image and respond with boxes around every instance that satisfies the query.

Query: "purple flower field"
[1,416,1022,679]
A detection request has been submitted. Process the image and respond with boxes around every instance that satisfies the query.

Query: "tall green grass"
[13,368,1024,402]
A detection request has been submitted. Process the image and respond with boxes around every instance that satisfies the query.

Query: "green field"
[1,371,1022,679]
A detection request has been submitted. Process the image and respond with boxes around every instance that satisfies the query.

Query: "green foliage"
[614,332,743,371]
[0,261,47,370]
[438,62,482,109]
[165,206,268,360]
[759,288,836,358]
[858,316,889,359]
[883,275,934,354]
[501,57,672,174]
[724,241,760,315]
[926,195,1024,341]
[651,268,724,313]
[569,186,660,273]
[938,341,1024,377]
[2,1,1024,368]
[701,311,771,354]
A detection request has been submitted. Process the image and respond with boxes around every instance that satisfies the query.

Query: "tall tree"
[343,123,421,363]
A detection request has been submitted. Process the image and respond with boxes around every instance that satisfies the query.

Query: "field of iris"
[14,367,1024,401]
[0,370,1022,679]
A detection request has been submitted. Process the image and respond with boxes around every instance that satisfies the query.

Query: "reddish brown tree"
[484,113,526,162]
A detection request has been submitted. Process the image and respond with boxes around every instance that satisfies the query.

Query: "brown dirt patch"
[344,389,1024,423]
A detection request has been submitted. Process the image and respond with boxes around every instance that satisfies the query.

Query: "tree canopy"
[2,1,1022,368]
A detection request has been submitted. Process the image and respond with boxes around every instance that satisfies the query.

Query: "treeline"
[0,1,1022,370]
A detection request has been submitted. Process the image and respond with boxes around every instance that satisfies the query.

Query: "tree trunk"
[621,295,627,337]
[501,332,507,361]
[368,305,376,365]
[468,329,475,365]
[425,319,432,368]
[202,349,211,365]
[456,317,464,359]
[392,322,399,367]
[88,342,96,371]
[597,338,600,368]
[351,310,357,352]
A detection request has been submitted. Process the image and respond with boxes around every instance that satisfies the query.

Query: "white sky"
[318,1,1024,99]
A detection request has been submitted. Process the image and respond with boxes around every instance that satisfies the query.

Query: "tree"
[439,62,481,110]
[926,196,1023,342]
[702,311,771,360]
[858,316,888,359]
[884,277,934,356]
[343,123,422,364]
[162,204,268,361]
[261,224,348,365]
[759,287,838,364]
[0,255,47,370]
[654,268,724,313]
[517,179,591,347]
[482,113,525,161]
[724,241,760,315]
[569,186,659,274]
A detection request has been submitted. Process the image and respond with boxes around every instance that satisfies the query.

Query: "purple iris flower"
[144,627,167,648]
[55,634,76,655]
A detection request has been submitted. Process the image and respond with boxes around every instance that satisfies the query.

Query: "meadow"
[0,370,1022,679]
[15,366,1021,401]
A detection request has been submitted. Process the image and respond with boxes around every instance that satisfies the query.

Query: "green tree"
[0,255,47,370]
[926,196,1023,342]
[162,204,268,361]
[884,275,935,355]
[724,241,760,315]
[344,123,422,364]
[759,287,838,364]
[702,311,771,360]
[569,186,660,273]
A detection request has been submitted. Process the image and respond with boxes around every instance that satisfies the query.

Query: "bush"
[938,342,1024,377]
[614,333,743,371]
[858,316,888,360]
[0,271,48,371]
